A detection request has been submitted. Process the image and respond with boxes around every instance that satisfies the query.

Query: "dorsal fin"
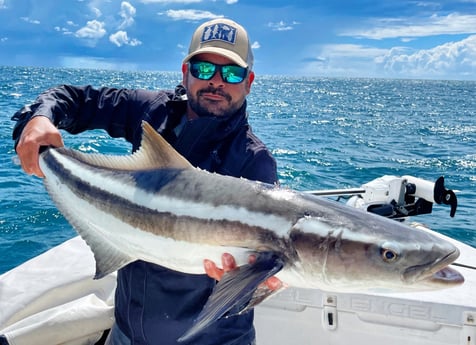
[138,121,193,169]
[62,121,193,171]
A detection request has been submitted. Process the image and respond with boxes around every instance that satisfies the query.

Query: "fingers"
[204,259,223,281]
[204,253,284,292]
[17,140,43,177]
[204,252,237,281]
[221,252,237,272]
[16,116,64,178]
[264,276,284,291]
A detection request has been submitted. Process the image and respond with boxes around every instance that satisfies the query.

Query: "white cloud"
[55,26,73,35]
[55,21,78,35]
[91,7,102,18]
[342,13,476,40]
[118,1,136,29]
[301,35,476,79]
[75,20,107,45]
[109,30,142,47]
[378,35,476,78]
[300,43,389,78]
[268,21,299,32]
[59,56,139,71]
[321,43,387,58]
[163,9,223,21]
[21,17,40,25]
[251,41,260,49]
[0,0,6,9]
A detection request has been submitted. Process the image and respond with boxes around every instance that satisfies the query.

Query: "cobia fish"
[38,121,464,341]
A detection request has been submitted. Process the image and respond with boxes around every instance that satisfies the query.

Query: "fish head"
[288,210,464,293]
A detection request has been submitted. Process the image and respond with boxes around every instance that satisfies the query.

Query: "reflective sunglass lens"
[221,65,246,83]
[190,61,247,84]
[191,61,216,80]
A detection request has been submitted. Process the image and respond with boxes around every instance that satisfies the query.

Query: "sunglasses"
[189,60,248,84]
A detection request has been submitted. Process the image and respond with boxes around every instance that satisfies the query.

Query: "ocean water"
[0,66,475,274]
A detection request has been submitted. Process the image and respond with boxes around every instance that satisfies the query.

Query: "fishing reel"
[347,175,457,219]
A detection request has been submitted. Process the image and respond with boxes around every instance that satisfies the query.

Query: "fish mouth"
[403,248,463,285]
[428,265,465,284]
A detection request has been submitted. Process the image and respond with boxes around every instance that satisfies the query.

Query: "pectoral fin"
[178,252,284,342]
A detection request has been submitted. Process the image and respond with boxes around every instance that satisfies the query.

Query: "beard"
[188,86,243,118]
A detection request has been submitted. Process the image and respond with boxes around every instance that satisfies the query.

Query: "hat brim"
[183,47,248,68]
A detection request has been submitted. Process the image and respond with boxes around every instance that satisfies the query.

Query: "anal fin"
[90,238,136,279]
[72,221,136,279]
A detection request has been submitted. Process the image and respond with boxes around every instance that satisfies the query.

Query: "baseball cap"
[183,18,254,69]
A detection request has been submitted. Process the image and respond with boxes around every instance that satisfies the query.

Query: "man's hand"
[204,253,283,291]
[16,116,64,177]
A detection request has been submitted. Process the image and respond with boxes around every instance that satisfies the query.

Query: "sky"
[1,0,476,80]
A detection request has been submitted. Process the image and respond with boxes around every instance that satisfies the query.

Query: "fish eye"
[380,242,400,262]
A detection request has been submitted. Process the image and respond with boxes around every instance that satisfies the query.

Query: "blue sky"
[1,0,476,80]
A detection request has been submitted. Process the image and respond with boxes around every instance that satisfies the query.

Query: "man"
[12,18,278,345]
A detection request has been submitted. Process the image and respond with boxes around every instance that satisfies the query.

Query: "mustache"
[197,87,232,101]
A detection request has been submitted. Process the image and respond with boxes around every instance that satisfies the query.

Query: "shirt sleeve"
[11,85,170,150]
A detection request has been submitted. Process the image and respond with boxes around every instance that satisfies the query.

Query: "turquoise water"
[1,66,475,274]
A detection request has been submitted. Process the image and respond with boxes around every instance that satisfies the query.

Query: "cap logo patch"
[201,23,237,45]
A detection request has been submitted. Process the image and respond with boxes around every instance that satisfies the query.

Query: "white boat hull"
[1,232,475,345]
[255,232,476,344]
